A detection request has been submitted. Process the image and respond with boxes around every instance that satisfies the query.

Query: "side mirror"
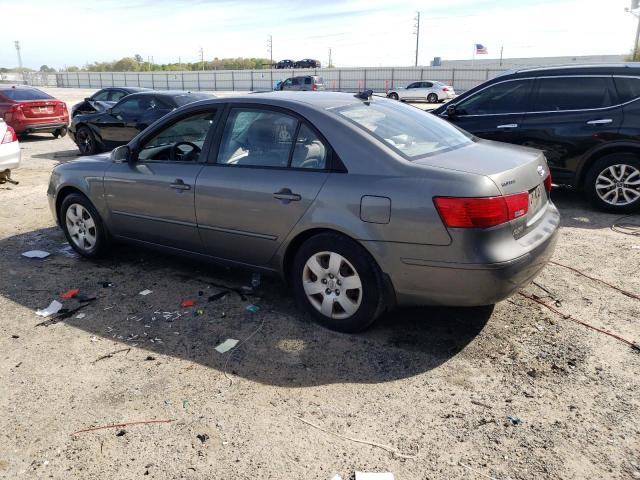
[111,145,131,163]
[84,97,91,102]
[446,104,457,117]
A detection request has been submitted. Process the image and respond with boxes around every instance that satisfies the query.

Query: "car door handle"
[273,188,301,202]
[586,119,613,125]
[170,179,191,191]
[496,124,518,129]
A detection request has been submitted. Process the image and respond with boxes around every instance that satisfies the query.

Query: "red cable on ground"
[518,291,639,352]
[71,419,175,435]
[548,260,640,301]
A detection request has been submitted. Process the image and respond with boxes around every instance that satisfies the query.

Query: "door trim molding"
[112,210,197,228]
[198,223,277,241]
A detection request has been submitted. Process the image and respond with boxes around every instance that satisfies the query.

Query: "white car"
[0,119,20,182]
[387,81,456,103]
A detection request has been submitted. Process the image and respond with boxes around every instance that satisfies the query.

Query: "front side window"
[137,111,216,162]
[109,90,128,102]
[613,76,640,103]
[112,97,165,116]
[457,80,533,115]
[407,82,420,89]
[92,90,110,101]
[532,77,614,112]
[335,100,472,159]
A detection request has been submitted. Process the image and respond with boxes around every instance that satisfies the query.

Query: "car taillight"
[544,173,552,193]
[4,104,21,121]
[434,192,529,228]
[442,87,450,91]
[312,84,318,91]
[1,125,17,144]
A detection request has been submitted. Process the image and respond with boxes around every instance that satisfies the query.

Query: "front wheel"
[387,92,399,100]
[60,193,110,258]
[427,93,438,103]
[584,153,640,213]
[292,232,386,332]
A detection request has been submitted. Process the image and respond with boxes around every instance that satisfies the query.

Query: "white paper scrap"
[36,300,63,317]
[22,250,50,259]
[139,289,153,296]
[75,313,86,319]
[215,338,239,353]
[355,473,394,480]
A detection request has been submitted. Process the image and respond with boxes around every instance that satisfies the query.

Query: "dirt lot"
[0,88,639,480]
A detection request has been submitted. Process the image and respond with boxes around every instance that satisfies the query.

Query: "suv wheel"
[60,193,110,258]
[585,153,640,213]
[76,126,99,155]
[292,232,386,332]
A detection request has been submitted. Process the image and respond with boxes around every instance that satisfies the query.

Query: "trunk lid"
[19,100,65,119]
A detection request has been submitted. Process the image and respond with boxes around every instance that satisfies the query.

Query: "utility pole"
[500,46,504,66]
[413,12,420,67]
[267,35,273,67]
[629,0,640,60]
[199,47,204,71]
[14,41,24,81]
[328,47,332,68]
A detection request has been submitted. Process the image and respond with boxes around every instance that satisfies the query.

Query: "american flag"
[475,44,488,54]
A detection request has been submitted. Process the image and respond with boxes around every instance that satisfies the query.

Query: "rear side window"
[92,90,110,101]
[614,77,640,103]
[457,80,533,115]
[109,90,128,102]
[0,88,53,101]
[531,77,614,111]
[304,78,311,85]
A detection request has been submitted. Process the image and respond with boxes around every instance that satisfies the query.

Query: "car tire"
[291,232,386,333]
[584,153,640,213]
[75,125,99,155]
[53,127,67,139]
[387,92,399,100]
[427,93,438,103]
[60,193,110,258]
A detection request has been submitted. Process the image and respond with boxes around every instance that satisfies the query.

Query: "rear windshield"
[173,93,212,106]
[334,100,472,159]
[0,88,53,101]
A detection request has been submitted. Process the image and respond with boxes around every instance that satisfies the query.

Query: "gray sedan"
[47,92,559,332]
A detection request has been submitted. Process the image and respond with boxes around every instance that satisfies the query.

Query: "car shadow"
[551,186,636,230]
[1,226,492,387]
[31,149,81,162]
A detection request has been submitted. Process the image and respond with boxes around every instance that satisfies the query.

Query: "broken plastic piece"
[507,416,522,425]
[208,291,228,302]
[36,300,63,317]
[139,289,152,296]
[61,288,79,299]
[355,473,394,480]
[181,299,194,308]
[22,250,50,259]
[75,313,86,319]
[214,338,239,353]
[246,304,260,313]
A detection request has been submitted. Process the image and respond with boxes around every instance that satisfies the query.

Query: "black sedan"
[70,87,150,118]
[69,91,213,155]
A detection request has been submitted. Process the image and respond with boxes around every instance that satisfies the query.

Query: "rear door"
[195,105,330,265]
[517,76,622,182]
[443,78,534,144]
[103,107,220,252]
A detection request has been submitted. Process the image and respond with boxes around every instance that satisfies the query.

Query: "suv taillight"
[434,193,529,228]
[1,125,17,144]
[544,173,552,193]
[312,84,318,91]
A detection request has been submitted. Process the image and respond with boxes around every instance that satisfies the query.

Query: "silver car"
[47,92,559,332]
[387,81,456,103]
[0,119,20,183]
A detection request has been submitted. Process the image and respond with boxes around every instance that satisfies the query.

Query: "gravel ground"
[0,88,638,480]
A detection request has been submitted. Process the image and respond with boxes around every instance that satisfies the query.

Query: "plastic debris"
[90,336,99,342]
[330,476,343,480]
[355,473,394,480]
[246,304,260,313]
[36,300,63,317]
[208,291,228,302]
[61,288,79,299]
[507,416,522,425]
[195,309,204,316]
[215,338,239,353]
[139,289,152,296]
[22,250,50,259]
[75,313,86,319]
[180,299,194,308]
[102,282,114,288]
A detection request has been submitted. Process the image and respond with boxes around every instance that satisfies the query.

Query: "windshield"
[334,100,472,159]
[0,88,54,101]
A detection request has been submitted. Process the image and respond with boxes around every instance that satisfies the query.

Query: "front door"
[443,78,534,144]
[196,106,330,265]
[103,108,219,252]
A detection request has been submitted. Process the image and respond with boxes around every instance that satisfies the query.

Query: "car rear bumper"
[0,141,21,170]
[364,201,560,307]
[14,122,67,134]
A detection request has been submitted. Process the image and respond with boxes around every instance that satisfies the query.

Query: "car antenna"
[354,89,373,100]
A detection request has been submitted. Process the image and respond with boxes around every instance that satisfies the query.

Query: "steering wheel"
[299,157,322,169]
[170,141,201,161]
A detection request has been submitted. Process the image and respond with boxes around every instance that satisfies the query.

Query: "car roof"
[502,63,640,78]
[123,90,208,99]
[188,91,368,111]
[0,84,43,90]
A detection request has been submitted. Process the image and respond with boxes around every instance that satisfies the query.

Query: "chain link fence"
[54,67,506,93]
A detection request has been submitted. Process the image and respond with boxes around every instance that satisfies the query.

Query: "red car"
[0,85,69,138]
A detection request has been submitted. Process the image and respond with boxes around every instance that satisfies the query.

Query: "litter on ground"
[215,338,239,353]
[61,288,79,299]
[36,300,63,317]
[180,299,194,308]
[139,289,152,296]
[21,250,50,259]
[246,304,260,313]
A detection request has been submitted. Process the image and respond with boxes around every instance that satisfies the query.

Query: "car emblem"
[537,165,546,177]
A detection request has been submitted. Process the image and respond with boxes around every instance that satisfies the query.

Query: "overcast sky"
[0,0,636,69]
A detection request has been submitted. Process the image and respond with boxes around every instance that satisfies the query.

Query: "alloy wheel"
[427,93,438,103]
[65,203,97,251]
[302,251,363,320]
[77,128,92,154]
[595,164,640,206]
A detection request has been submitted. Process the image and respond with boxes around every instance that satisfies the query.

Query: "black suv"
[294,59,321,68]
[433,64,640,212]
[276,59,294,69]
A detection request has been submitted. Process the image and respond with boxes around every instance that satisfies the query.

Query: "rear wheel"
[387,92,399,100]
[427,93,438,103]
[292,232,386,332]
[585,153,640,213]
[53,127,67,139]
[76,126,99,155]
[60,193,110,258]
